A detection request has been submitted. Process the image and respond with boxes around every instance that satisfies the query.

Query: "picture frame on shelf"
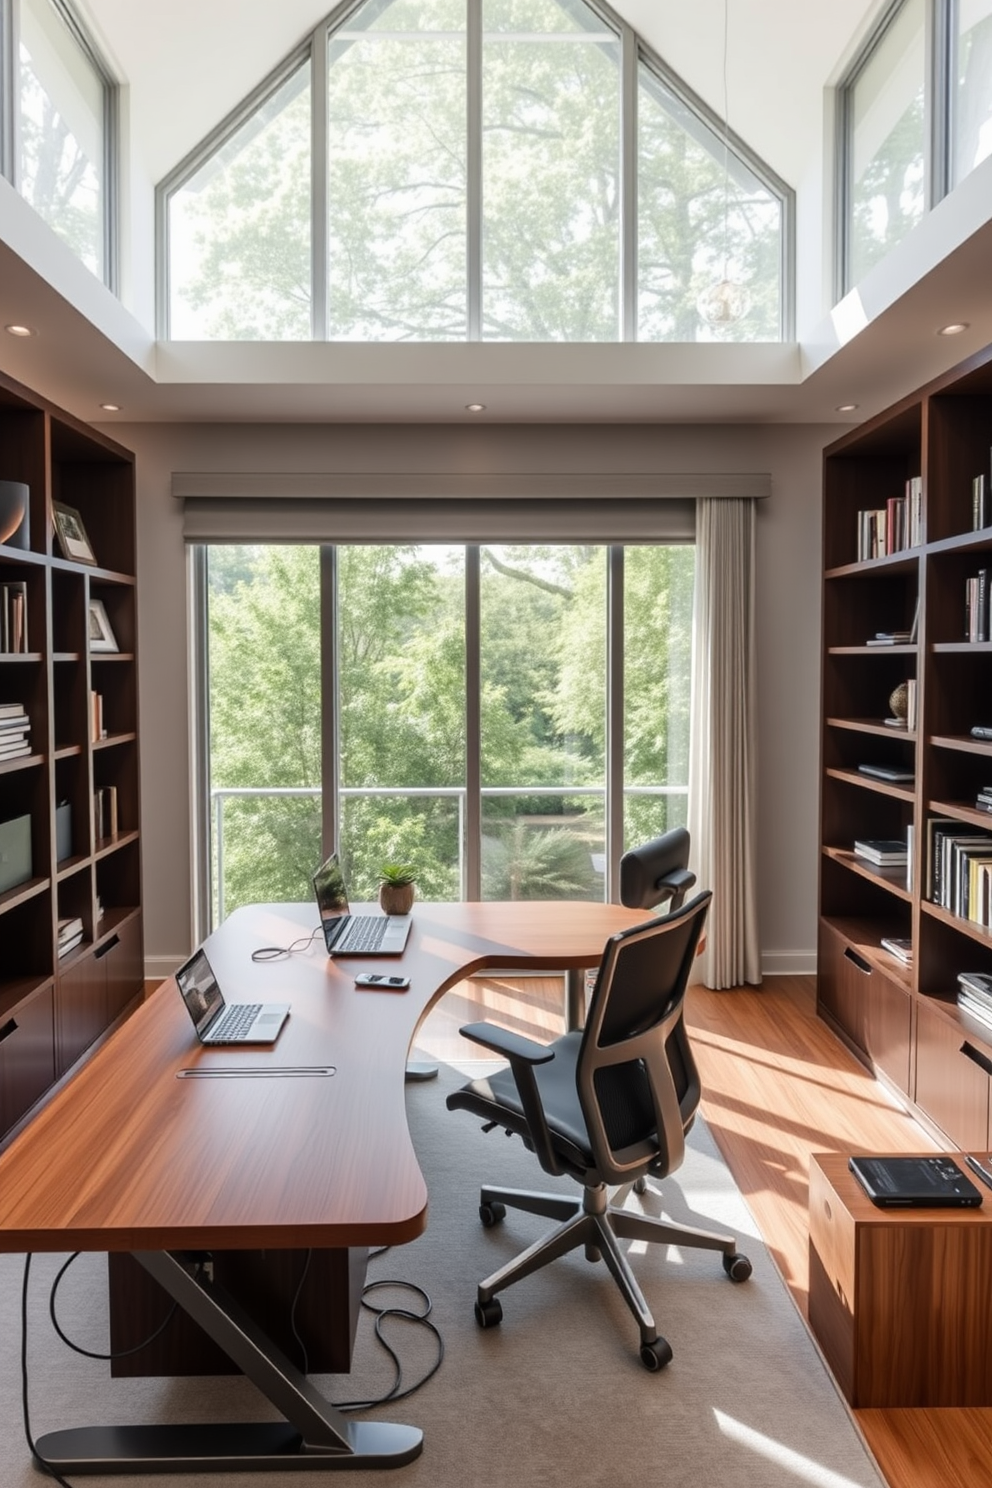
[88,598,118,653]
[53,502,97,565]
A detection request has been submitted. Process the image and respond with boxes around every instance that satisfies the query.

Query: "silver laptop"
[312,851,412,956]
[176,947,289,1044]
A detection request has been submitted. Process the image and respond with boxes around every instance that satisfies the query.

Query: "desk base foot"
[35,1420,423,1474]
[404,1061,439,1082]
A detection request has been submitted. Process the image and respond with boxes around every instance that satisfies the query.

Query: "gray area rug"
[0,1063,884,1488]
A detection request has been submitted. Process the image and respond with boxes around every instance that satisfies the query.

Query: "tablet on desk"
[848,1155,982,1208]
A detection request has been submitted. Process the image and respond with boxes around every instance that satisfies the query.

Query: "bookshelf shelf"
[820,341,992,1150]
[0,365,143,1143]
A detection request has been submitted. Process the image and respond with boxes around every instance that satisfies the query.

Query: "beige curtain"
[688,497,761,989]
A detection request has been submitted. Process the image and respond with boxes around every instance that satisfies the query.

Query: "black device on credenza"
[849,1155,982,1208]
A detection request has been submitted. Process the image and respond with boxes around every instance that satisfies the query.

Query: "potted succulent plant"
[378,862,417,916]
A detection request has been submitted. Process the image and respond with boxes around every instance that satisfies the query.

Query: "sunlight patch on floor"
[714,1410,870,1488]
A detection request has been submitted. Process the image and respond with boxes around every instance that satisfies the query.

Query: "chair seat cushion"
[447,1031,595,1175]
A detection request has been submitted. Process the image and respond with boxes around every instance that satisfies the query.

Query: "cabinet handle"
[843,947,872,976]
[0,1019,17,1044]
[961,1042,992,1078]
[94,934,120,961]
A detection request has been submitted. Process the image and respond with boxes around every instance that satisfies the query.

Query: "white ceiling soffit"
[83,0,880,188]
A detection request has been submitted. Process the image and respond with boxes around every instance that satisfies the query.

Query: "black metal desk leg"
[34,1250,423,1474]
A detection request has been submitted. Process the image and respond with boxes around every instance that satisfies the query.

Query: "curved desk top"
[0,900,648,1255]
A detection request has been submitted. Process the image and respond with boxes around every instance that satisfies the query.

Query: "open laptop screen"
[176,948,225,1036]
[313,852,351,948]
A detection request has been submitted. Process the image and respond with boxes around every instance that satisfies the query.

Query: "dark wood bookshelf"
[819,341,992,1149]
[0,366,143,1141]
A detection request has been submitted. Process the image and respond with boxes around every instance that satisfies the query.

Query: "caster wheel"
[639,1336,673,1372]
[633,1177,648,1195]
[723,1252,752,1283]
[479,1201,506,1228]
[475,1297,503,1329]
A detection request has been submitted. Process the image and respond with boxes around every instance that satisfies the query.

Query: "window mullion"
[465,545,481,897]
[321,545,339,855]
[606,545,624,902]
[467,0,482,341]
[312,25,329,340]
[1,0,17,183]
[620,25,637,342]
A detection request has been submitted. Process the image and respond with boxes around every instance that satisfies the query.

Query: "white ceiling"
[86,0,878,189]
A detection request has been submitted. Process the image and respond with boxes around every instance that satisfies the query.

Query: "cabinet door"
[101,913,143,1023]
[0,985,55,1134]
[915,999,990,1149]
[56,954,106,1074]
[817,927,868,1054]
[865,973,912,1095]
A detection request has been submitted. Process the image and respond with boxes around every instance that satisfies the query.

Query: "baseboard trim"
[761,950,817,977]
[145,955,185,981]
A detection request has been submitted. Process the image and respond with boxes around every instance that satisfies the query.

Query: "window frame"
[156,0,794,343]
[1,0,119,291]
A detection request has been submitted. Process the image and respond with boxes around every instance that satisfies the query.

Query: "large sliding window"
[159,0,791,344]
[201,538,693,927]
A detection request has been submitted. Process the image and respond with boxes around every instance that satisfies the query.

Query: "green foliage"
[380,862,417,885]
[169,0,782,343]
[207,541,692,916]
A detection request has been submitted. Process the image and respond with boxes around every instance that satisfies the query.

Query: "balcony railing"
[210,783,688,924]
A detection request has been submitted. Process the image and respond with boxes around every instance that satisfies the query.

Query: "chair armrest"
[458,1022,565,1177]
[458,1022,555,1064]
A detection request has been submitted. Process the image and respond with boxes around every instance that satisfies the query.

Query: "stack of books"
[957,972,992,1031]
[0,581,28,653]
[0,704,31,761]
[881,936,912,966]
[854,838,909,866]
[976,785,992,815]
[57,916,84,958]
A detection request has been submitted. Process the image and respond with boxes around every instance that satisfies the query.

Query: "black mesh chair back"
[577,889,709,1185]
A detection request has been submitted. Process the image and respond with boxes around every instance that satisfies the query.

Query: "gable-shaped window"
[159,0,792,344]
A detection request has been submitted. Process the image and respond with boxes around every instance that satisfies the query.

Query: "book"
[854,839,909,864]
[57,931,83,958]
[0,582,28,653]
[958,971,992,1005]
[880,936,912,963]
[957,990,992,1032]
[867,632,912,645]
[974,473,991,531]
[0,713,29,731]
[0,740,30,761]
[857,764,914,782]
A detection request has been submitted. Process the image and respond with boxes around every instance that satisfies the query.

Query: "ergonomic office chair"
[619,826,696,913]
[446,891,751,1370]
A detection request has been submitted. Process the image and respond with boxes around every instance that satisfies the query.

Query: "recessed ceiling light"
[938,322,969,336]
[465,403,486,412]
[836,403,859,412]
[5,324,35,337]
[99,403,121,412]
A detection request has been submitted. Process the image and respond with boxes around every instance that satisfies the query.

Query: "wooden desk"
[0,898,645,1474]
[809,1153,992,1408]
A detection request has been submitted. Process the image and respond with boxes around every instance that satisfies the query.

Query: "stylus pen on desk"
[964,1154,992,1192]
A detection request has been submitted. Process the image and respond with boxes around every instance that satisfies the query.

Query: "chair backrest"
[619,828,696,912]
[575,890,711,1186]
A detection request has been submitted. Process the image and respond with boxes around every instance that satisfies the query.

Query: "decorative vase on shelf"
[0,480,30,549]
[378,864,416,916]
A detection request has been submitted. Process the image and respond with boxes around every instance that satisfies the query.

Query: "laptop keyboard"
[210,1003,262,1040]
[338,916,389,953]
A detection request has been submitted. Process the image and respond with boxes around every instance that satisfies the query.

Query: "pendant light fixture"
[697,0,750,329]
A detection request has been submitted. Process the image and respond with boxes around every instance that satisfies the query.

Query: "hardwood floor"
[416,970,992,1488]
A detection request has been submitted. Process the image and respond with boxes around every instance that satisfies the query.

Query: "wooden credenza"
[809,1153,992,1407]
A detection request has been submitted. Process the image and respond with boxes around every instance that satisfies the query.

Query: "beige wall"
[120,420,829,978]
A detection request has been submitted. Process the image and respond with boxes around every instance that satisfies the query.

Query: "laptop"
[176,947,290,1044]
[848,1155,982,1209]
[312,851,412,956]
